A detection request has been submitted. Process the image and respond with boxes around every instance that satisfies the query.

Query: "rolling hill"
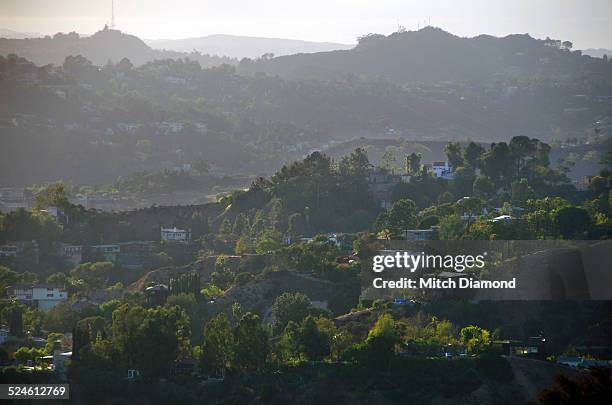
[583,48,612,58]
[238,26,612,84]
[146,34,353,59]
[0,27,234,67]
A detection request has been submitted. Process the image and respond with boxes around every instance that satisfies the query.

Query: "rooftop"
[7,283,65,290]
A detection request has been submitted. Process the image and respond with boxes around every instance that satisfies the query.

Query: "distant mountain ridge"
[0,27,234,67]
[582,48,612,58]
[146,34,353,59]
[0,28,43,39]
[238,26,612,84]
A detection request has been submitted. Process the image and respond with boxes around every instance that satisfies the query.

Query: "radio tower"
[110,0,116,29]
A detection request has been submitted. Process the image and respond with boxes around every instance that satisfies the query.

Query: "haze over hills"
[0,28,43,39]
[583,48,612,58]
[238,26,612,84]
[0,26,234,67]
[0,25,610,188]
[146,34,353,59]
[2,25,609,83]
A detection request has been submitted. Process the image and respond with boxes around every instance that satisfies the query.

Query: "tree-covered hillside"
[239,26,612,84]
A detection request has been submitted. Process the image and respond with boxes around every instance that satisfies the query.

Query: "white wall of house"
[161,227,191,242]
[9,285,67,311]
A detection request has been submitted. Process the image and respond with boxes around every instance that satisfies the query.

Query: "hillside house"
[0,187,29,213]
[405,228,436,241]
[0,244,18,257]
[423,161,454,180]
[0,241,40,262]
[161,227,191,243]
[496,336,547,360]
[90,244,120,262]
[491,215,516,223]
[7,283,68,311]
[59,244,83,266]
[145,284,169,306]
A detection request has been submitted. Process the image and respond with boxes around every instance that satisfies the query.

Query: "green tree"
[70,262,114,291]
[0,266,18,297]
[437,214,464,240]
[453,167,476,197]
[406,152,422,174]
[460,325,490,354]
[464,142,485,168]
[381,150,397,172]
[279,320,301,361]
[511,178,535,206]
[201,313,233,376]
[554,206,592,239]
[45,272,68,286]
[45,332,64,355]
[232,313,269,373]
[166,293,201,336]
[347,313,398,368]
[385,198,418,238]
[111,303,147,366]
[34,181,70,210]
[481,142,512,183]
[444,142,464,168]
[43,301,78,332]
[456,196,485,233]
[473,176,495,200]
[338,147,370,180]
[271,292,311,335]
[509,136,538,179]
[255,238,281,254]
[6,305,24,337]
[131,306,190,379]
[298,316,331,361]
[99,299,122,320]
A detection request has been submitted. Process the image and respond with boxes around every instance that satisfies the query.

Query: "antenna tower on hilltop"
[110,0,116,29]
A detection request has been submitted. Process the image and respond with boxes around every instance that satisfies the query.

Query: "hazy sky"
[1,0,611,49]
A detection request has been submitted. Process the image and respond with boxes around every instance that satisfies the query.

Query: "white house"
[161,227,191,243]
[491,215,516,223]
[424,161,454,180]
[7,283,68,311]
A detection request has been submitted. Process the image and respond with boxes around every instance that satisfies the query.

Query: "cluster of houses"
[58,241,157,269]
[368,161,455,210]
[368,158,527,240]
[2,225,192,263]
[58,227,192,268]
[0,241,40,263]
[1,226,194,314]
